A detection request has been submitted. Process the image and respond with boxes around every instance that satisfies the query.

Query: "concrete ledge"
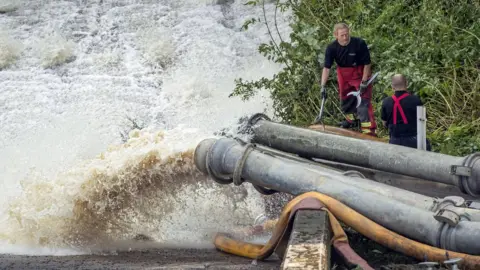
[281,210,331,270]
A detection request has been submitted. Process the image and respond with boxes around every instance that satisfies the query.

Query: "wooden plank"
[281,210,331,270]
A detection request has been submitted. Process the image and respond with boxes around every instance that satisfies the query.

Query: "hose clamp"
[247,113,271,126]
[452,152,480,197]
[233,142,255,186]
[432,196,471,226]
[233,138,278,195]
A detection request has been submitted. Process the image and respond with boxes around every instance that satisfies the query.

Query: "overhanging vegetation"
[230,0,480,156]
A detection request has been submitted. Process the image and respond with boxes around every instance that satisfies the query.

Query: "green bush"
[231,0,480,156]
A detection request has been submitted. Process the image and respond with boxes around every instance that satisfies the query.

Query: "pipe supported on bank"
[194,137,480,255]
[245,114,480,197]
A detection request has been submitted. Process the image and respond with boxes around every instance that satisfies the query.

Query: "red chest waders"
[336,65,377,136]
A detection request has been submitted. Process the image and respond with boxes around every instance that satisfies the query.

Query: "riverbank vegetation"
[231,0,480,156]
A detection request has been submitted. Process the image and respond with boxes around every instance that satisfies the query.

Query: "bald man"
[381,74,431,150]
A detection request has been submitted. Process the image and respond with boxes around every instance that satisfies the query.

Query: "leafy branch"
[232,0,480,156]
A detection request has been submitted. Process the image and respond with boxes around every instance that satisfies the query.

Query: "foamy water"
[0,0,291,255]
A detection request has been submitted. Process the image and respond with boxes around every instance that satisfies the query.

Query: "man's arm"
[362,64,371,82]
[320,68,330,86]
[380,100,388,127]
[358,39,372,81]
[321,45,334,86]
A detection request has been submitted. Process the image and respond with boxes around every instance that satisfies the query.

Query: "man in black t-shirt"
[320,23,377,136]
[381,74,431,150]
[321,23,377,136]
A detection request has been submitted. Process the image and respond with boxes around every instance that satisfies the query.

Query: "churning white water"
[0,0,291,255]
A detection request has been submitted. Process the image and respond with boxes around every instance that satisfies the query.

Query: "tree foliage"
[231,0,480,156]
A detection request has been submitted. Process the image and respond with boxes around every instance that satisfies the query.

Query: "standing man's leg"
[357,98,376,136]
[340,95,359,128]
[337,67,360,129]
[356,82,377,136]
[389,136,418,149]
[426,139,432,151]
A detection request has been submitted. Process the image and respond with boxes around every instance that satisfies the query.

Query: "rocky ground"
[0,248,280,270]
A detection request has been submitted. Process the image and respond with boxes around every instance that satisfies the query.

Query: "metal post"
[417,106,427,150]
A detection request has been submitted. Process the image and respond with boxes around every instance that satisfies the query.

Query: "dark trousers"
[341,96,377,136]
[389,136,432,151]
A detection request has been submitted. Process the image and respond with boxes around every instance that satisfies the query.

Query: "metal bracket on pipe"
[342,170,366,179]
[432,196,470,226]
[466,200,480,210]
[418,261,439,270]
[450,165,472,177]
[435,208,461,227]
[444,258,463,270]
[431,196,466,211]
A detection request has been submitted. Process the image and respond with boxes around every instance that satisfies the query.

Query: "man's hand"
[359,80,368,94]
[320,85,327,100]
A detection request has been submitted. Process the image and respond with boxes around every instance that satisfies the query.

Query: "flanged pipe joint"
[244,113,480,198]
[194,137,278,195]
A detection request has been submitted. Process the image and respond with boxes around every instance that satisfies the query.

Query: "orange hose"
[214,193,366,264]
[214,191,480,269]
[214,193,320,260]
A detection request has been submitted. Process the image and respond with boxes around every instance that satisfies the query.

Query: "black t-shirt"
[323,37,371,68]
[381,91,424,138]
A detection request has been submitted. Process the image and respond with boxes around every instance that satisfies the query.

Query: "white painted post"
[417,106,427,150]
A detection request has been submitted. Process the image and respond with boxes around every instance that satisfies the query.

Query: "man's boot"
[338,119,360,129]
